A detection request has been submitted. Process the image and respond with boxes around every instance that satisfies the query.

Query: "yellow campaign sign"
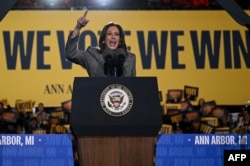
[0,10,250,106]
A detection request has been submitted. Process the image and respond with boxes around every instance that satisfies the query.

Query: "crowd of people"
[161,96,250,134]
[0,95,249,135]
[0,100,79,165]
[0,101,71,134]
[0,92,249,166]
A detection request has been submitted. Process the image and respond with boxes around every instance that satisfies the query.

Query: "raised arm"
[71,10,90,38]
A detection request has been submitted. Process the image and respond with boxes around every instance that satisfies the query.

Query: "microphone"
[103,47,114,61]
[103,48,114,76]
[114,48,126,77]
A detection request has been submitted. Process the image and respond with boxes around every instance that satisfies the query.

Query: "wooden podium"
[78,137,156,166]
[70,77,162,166]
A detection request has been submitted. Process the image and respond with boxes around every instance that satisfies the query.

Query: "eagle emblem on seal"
[108,91,125,110]
[100,84,133,117]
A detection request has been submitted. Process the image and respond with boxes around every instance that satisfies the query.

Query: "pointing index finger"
[83,10,88,18]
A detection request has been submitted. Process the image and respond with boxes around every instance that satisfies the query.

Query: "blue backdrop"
[155,134,249,166]
[0,134,74,166]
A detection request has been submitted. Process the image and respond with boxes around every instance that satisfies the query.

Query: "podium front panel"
[70,77,162,137]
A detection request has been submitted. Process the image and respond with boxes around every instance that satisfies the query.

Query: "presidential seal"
[100,84,133,117]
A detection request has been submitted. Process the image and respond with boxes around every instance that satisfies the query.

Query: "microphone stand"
[114,48,125,77]
[113,54,117,77]
[103,48,115,77]
[114,67,117,77]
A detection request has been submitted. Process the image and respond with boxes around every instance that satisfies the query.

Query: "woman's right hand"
[76,10,90,30]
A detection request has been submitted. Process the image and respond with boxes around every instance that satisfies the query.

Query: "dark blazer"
[65,34,136,77]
